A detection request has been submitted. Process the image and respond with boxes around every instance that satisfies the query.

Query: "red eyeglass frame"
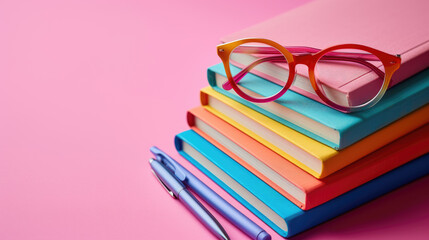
[217,38,401,113]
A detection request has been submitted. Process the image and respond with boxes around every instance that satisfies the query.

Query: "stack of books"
[174,0,429,237]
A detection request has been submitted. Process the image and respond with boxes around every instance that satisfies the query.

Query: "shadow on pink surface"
[292,175,429,240]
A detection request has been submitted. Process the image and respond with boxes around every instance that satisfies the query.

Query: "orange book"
[187,106,429,210]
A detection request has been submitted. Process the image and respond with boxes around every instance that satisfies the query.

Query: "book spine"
[206,67,217,88]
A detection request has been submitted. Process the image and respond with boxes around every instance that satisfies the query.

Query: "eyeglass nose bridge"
[293,53,317,68]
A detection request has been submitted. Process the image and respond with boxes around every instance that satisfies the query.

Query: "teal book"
[207,64,429,150]
[175,130,429,237]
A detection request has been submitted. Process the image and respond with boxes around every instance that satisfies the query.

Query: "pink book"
[220,0,429,106]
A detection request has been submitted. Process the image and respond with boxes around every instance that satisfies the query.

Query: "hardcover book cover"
[200,86,429,178]
[188,106,429,209]
[220,0,429,106]
[208,63,429,149]
[175,130,429,238]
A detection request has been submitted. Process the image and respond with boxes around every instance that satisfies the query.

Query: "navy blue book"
[175,130,429,237]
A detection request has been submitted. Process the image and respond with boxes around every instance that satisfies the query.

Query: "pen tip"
[217,230,230,240]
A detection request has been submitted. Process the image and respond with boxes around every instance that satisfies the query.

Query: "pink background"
[0,0,428,239]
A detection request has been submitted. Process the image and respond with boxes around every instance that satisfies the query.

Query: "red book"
[187,106,429,210]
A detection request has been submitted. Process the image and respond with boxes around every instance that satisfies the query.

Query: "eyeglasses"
[217,38,401,112]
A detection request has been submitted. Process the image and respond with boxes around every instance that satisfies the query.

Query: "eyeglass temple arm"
[286,46,383,61]
[223,48,384,90]
[320,55,385,77]
[232,45,381,61]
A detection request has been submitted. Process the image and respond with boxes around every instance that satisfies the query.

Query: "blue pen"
[150,158,229,240]
[150,146,271,240]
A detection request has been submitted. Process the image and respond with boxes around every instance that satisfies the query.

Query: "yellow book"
[200,87,429,178]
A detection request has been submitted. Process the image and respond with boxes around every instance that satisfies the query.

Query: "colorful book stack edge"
[174,0,429,237]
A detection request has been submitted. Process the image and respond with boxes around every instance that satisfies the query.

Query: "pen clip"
[150,146,187,182]
[150,161,178,199]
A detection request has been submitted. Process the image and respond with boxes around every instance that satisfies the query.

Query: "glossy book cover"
[208,63,429,150]
[220,0,429,107]
[200,86,429,178]
[175,130,429,238]
[187,106,429,210]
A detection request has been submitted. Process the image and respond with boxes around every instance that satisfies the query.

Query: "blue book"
[207,64,429,150]
[175,130,429,237]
